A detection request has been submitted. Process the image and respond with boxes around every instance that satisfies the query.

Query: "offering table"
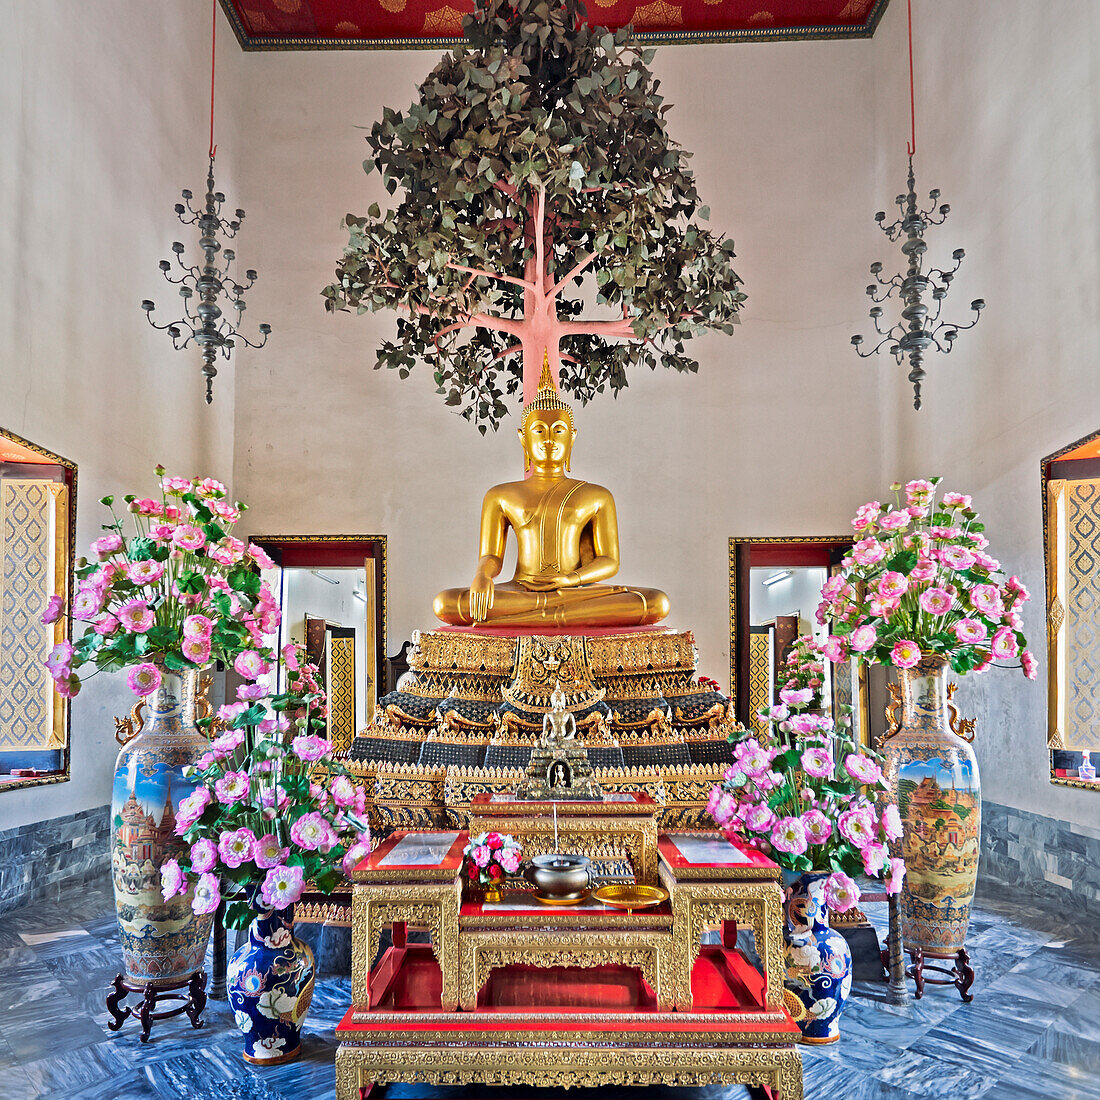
[337,820,802,1099]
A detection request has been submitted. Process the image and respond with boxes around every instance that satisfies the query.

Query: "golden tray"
[592,884,669,911]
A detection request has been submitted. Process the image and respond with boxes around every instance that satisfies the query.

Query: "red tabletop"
[658,831,779,880]
[352,830,468,880]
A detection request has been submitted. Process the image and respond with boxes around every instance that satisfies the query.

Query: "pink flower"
[861,841,888,876]
[117,599,155,633]
[824,871,861,913]
[735,739,777,777]
[214,771,249,804]
[905,479,935,504]
[160,859,185,901]
[290,812,334,852]
[191,872,221,915]
[850,623,878,652]
[970,584,1004,617]
[162,476,193,494]
[125,559,165,585]
[218,701,248,723]
[743,805,776,833]
[939,545,975,571]
[183,614,213,638]
[330,775,358,807]
[175,787,211,833]
[471,843,491,868]
[172,525,206,552]
[801,809,832,844]
[851,538,888,566]
[882,803,903,840]
[93,614,119,636]
[877,572,909,599]
[53,673,80,698]
[941,492,971,509]
[499,847,522,874]
[41,595,65,625]
[45,640,74,675]
[991,626,1019,660]
[954,618,987,644]
[929,525,962,541]
[190,838,218,874]
[248,543,276,570]
[218,827,256,869]
[1006,575,1031,604]
[196,477,227,498]
[779,687,813,708]
[236,682,268,701]
[891,639,922,669]
[822,636,847,663]
[292,734,331,763]
[282,644,301,672]
[886,857,906,895]
[801,746,833,778]
[844,753,884,785]
[771,817,808,855]
[851,501,881,530]
[910,557,937,583]
[254,834,290,870]
[126,663,162,698]
[1021,650,1038,680]
[261,864,304,910]
[211,729,245,758]
[234,650,269,680]
[131,498,163,517]
[342,842,371,875]
[210,500,240,522]
[918,587,953,616]
[869,596,900,618]
[71,589,103,620]
[90,533,124,559]
[879,509,910,531]
[181,635,211,665]
[838,808,875,847]
[150,524,175,542]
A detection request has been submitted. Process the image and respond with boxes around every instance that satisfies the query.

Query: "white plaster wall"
[229,37,890,695]
[871,0,1100,822]
[0,1,244,830]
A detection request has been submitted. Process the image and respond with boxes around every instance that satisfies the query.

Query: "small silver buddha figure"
[541,682,576,748]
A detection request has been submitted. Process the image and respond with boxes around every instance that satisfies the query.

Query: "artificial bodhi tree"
[323,0,745,433]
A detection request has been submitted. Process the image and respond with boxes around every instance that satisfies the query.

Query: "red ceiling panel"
[219,0,889,49]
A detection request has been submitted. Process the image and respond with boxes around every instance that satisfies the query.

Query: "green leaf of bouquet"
[228,566,261,597]
[163,650,190,672]
[176,571,205,595]
[223,900,253,930]
[314,868,342,894]
[885,549,918,574]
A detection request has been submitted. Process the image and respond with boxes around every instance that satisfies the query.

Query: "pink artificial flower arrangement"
[159,643,371,928]
[463,831,523,889]
[710,674,904,910]
[42,466,281,701]
[817,478,1034,678]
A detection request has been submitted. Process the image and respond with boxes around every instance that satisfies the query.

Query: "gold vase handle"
[883,681,903,741]
[114,699,145,746]
[947,681,977,743]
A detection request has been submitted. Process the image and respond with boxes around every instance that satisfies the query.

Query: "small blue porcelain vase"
[227,903,315,1064]
[781,870,853,1043]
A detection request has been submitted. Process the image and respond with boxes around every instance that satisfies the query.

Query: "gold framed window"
[0,428,76,790]
[1043,430,1100,789]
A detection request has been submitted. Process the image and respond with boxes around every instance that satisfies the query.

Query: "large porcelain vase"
[228,904,316,1065]
[781,870,853,1043]
[882,655,981,956]
[110,666,214,986]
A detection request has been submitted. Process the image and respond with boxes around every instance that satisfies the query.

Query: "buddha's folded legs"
[433,582,670,628]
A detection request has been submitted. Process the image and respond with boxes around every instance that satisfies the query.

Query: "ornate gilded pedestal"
[337,823,802,1099]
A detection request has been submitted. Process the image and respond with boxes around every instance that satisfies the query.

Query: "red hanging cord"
[209,0,217,160]
[906,0,916,156]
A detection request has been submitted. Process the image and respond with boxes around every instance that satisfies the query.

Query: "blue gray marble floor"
[0,875,1097,1099]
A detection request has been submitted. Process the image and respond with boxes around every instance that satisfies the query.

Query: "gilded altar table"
[337,823,803,1099]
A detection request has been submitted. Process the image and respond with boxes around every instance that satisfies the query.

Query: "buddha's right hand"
[470,573,495,622]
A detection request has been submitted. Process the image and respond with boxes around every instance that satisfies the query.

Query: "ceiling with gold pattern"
[219,0,890,49]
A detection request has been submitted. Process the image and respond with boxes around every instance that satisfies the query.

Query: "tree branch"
[550,246,605,297]
[447,261,536,293]
[534,183,547,297]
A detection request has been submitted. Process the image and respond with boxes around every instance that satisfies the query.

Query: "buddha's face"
[519,409,575,471]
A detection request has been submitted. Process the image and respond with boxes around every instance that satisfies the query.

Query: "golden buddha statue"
[433,355,670,629]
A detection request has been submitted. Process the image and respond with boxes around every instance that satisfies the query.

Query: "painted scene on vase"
[896,751,981,954]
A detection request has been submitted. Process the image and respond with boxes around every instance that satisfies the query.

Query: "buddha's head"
[520,353,575,474]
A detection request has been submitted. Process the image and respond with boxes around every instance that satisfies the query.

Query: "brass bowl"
[592,884,669,911]
[534,889,590,906]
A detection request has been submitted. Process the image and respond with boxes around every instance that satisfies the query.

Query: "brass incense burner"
[523,852,594,902]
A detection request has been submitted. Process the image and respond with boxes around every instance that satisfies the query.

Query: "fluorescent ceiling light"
[311,570,340,586]
[352,590,366,602]
[761,570,794,587]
